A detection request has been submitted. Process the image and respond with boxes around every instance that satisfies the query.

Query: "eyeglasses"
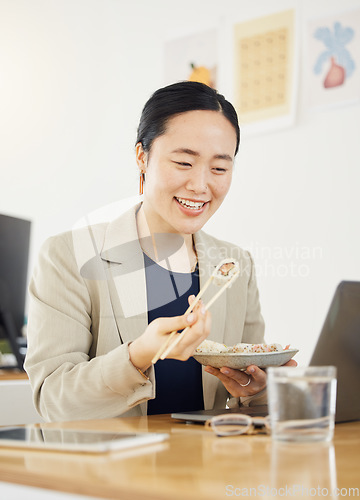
[205,414,271,437]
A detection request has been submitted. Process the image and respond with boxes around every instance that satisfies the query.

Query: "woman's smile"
[174,196,208,215]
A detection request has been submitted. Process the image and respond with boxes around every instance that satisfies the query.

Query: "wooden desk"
[0,369,27,381]
[0,416,359,500]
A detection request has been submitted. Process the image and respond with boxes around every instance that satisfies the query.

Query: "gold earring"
[139,172,145,195]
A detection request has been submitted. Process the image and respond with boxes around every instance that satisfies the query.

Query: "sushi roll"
[213,258,240,286]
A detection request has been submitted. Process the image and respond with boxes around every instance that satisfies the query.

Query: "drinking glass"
[267,366,337,442]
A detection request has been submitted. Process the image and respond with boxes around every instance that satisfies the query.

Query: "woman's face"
[137,110,237,236]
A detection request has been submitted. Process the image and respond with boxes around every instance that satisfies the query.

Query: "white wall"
[1,0,359,366]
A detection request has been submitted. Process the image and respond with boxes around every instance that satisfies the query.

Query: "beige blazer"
[25,204,265,422]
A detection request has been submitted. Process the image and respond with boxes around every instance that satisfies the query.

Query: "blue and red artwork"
[313,22,355,89]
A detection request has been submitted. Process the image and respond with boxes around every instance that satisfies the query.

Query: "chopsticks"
[151,259,240,364]
[150,279,212,364]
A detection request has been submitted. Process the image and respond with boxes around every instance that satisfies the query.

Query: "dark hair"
[136,81,240,156]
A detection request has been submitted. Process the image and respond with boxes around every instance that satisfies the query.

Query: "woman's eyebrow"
[171,148,233,162]
[214,154,233,162]
[171,148,200,156]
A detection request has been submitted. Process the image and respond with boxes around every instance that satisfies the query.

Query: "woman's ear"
[135,142,147,173]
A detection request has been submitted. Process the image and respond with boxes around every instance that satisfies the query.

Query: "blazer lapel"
[194,231,227,410]
[100,204,148,345]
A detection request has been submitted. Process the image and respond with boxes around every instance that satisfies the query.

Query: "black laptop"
[171,281,360,424]
[309,281,360,423]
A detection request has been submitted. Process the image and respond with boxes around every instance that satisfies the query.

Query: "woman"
[25,82,271,422]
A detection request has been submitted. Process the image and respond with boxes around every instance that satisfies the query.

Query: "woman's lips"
[174,197,208,215]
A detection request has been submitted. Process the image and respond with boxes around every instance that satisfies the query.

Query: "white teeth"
[176,197,205,210]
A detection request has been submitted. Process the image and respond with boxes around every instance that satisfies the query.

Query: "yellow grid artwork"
[234,10,294,124]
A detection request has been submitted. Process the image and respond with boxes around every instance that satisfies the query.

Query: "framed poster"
[307,8,360,110]
[233,10,297,134]
[164,29,217,88]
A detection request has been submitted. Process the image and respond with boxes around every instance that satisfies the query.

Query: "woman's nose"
[185,167,208,194]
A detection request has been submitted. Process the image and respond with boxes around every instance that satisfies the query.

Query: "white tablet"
[0,426,169,453]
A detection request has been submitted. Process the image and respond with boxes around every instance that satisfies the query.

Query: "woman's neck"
[136,205,197,273]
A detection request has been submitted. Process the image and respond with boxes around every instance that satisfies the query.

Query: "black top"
[144,253,204,415]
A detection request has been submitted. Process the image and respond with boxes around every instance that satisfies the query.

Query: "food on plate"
[195,340,229,353]
[195,339,291,354]
[231,343,282,353]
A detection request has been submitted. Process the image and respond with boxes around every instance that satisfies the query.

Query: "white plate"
[193,349,298,370]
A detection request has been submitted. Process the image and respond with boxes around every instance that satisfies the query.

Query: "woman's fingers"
[188,294,196,305]
[130,296,211,369]
[133,294,211,366]
[131,311,200,369]
[243,365,267,386]
[153,311,198,337]
[169,307,211,359]
[283,359,297,367]
[204,364,267,398]
[154,295,205,338]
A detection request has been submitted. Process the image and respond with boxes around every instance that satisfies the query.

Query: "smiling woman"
[24,82,270,422]
[136,110,236,239]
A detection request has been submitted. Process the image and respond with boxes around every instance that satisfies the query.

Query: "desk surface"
[0,369,28,381]
[0,416,359,500]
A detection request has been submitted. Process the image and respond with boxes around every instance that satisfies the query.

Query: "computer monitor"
[0,213,31,368]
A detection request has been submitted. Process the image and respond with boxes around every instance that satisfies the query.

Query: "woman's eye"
[174,161,192,167]
[213,167,227,173]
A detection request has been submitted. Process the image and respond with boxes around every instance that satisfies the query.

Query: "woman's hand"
[204,358,297,398]
[204,364,266,398]
[129,295,211,372]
